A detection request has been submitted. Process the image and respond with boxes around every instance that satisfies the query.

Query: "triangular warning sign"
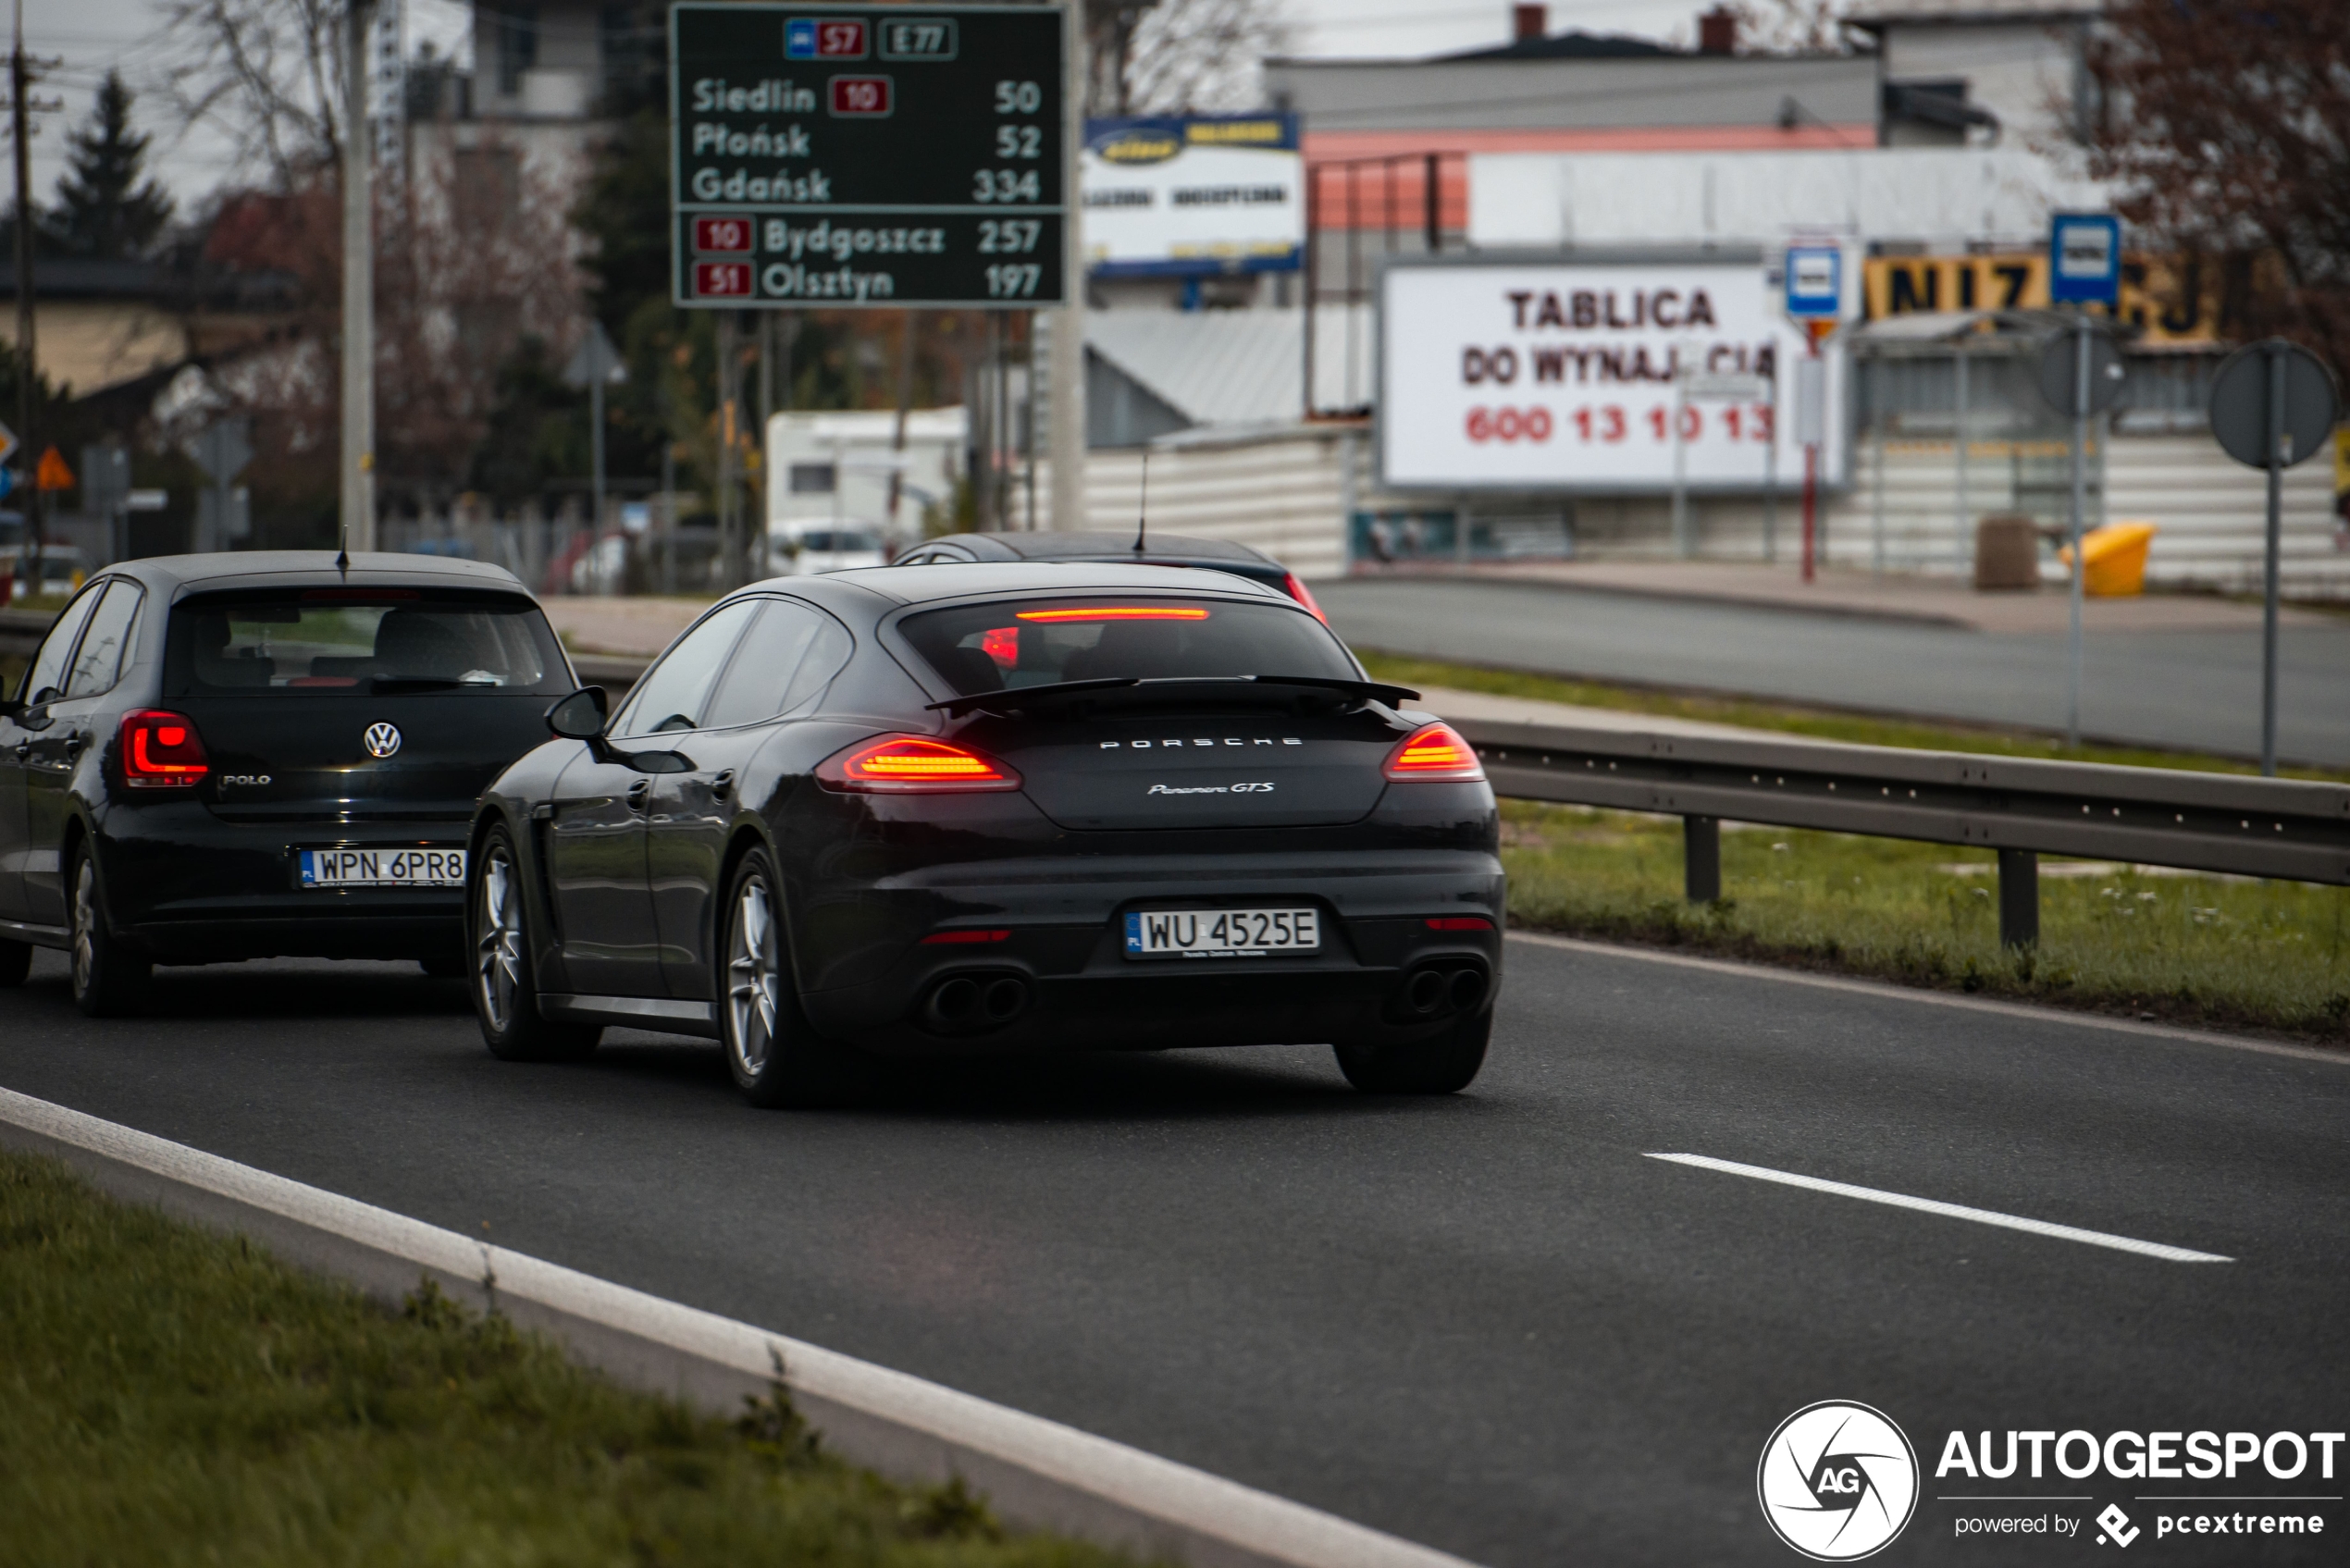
[35,445,75,490]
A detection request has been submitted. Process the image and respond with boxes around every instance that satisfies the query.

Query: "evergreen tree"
[50,72,175,260]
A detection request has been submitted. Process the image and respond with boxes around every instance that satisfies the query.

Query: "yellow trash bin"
[2058,521,2158,597]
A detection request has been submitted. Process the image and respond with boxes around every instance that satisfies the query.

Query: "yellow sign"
[1862,253,2222,347]
[34,445,74,491]
[1185,119,1285,145]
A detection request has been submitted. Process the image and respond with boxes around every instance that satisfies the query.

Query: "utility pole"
[11,0,50,565]
[341,0,377,553]
[2065,312,2088,749]
[1046,0,1084,530]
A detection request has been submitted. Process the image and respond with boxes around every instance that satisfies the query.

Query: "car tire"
[0,937,30,987]
[720,849,869,1108]
[469,825,600,1062]
[1334,1006,1490,1094]
[69,844,151,1019]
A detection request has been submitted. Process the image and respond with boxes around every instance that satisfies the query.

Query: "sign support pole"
[2066,315,2088,748]
[716,310,736,591]
[341,0,377,554]
[1954,343,1970,574]
[1671,375,1689,558]
[2262,344,2284,776]
[1047,0,1084,530]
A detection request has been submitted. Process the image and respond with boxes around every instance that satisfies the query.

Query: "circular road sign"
[2208,339,2340,469]
[2036,327,2126,418]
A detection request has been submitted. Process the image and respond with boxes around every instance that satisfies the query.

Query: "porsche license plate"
[1124,907,1319,959]
[298,847,467,889]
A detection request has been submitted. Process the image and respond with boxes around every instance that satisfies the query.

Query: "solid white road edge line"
[1510,931,2350,1067]
[1644,1154,2232,1265]
[0,1086,1480,1568]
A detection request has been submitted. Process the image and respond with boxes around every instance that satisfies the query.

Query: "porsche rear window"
[163,592,570,698]
[899,599,1355,696]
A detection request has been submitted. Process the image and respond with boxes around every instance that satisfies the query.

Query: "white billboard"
[1082,115,1303,277]
[1378,257,1847,493]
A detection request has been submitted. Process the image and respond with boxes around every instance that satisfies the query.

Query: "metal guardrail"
[0,607,53,660]
[1456,718,2350,946]
[12,609,2337,948]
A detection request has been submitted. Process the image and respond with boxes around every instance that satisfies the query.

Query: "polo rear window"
[162,590,570,698]
[898,598,1354,696]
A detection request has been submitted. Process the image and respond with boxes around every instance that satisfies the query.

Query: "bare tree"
[158,0,349,189]
[377,139,588,501]
[1722,0,1851,56]
[155,0,587,514]
[1087,0,1292,117]
[2084,0,2350,371]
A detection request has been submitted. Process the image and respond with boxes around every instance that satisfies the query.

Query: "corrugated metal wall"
[1077,432,1357,581]
[1041,429,2347,593]
[2103,438,2344,594]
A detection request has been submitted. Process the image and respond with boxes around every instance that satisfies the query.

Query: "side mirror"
[546,686,608,740]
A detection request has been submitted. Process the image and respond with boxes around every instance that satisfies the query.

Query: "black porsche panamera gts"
[0,552,575,1015]
[466,562,1504,1105]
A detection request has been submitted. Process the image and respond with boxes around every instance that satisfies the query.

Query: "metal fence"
[1457,718,2350,946]
[9,603,2344,952]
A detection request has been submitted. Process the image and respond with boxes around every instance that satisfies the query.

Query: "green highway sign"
[669,3,1066,309]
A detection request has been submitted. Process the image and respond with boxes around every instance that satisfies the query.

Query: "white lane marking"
[0,1087,1480,1568]
[1644,1153,2232,1264]
[1510,931,2350,1068]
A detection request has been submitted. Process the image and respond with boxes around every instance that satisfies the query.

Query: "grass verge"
[1501,800,2350,1045]
[1355,649,2350,784]
[0,1149,1133,1568]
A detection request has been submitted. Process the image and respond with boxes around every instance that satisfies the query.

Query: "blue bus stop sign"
[1784,244,1841,319]
[2048,213,2121,305]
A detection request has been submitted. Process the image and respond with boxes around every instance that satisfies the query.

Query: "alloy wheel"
[728,877,781,1076]
[477,850,523,1032]
[71,858,95,994]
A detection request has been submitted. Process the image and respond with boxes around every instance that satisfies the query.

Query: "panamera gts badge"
[363,722,402,759]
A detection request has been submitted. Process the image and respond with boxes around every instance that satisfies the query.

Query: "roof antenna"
[1132,448,1149,557]
[335,508,350,575]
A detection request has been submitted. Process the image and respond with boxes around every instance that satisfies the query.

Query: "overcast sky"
[13,0,1706,211]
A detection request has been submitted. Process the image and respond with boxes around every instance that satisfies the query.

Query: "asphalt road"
[1317,577,2350,766]
[3,942,2346,1565]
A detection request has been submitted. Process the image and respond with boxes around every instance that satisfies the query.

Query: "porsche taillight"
[1280,571,1330,623]
[120,710,210,789]
[816,735,1023,793]
[1382,722,1484,783]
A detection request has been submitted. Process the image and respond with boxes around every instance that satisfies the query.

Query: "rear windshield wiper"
[926,673,1418,717]
[369,676,466,693]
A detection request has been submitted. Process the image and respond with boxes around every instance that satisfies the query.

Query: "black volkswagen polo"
[466,562,1503,1105]
[0,552,575,1014]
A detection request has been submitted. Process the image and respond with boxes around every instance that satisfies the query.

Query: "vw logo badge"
[363,722,402,760]
[1757,1401,1918,1561]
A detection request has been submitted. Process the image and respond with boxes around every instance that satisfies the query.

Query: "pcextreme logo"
[1759,1401,1922,1561]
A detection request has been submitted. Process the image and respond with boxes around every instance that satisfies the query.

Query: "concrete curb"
[0,1086,1479,1568]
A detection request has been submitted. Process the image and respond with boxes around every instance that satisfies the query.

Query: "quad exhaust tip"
[1399,962,1490,1019]
[921,972,1031,1033]
[1404,968,1450,1015]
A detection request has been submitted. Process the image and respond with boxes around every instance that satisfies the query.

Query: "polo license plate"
[1124,907,1319,959]
[299,847,467,889]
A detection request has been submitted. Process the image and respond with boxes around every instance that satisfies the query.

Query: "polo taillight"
[1382,722,1484,782]
[817,735,1023,793]
[1280,571,1329,623]
[120,710,210,788]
